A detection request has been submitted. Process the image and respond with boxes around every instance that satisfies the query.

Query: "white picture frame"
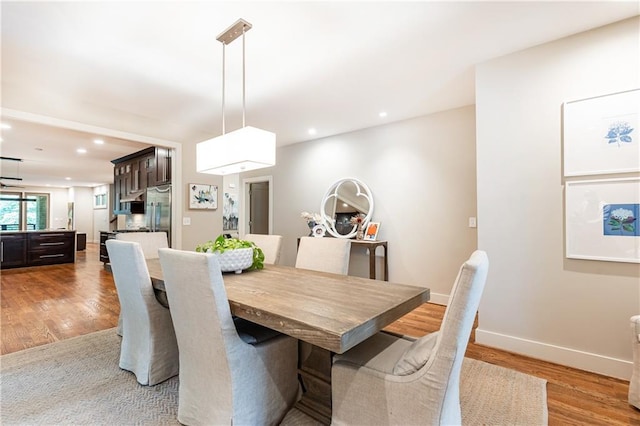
[563,88,639,177]
[364,222,380,241]
[189,183,217,210]
[565,177,639,263]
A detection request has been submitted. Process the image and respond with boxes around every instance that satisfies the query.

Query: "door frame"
[240,175,273,236]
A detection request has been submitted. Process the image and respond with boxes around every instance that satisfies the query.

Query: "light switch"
[183,217,191,226]
[468,217,477,228]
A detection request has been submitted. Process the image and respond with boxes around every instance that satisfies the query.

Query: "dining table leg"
[295,343,333,425]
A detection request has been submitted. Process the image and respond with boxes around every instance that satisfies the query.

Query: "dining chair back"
[115,231,168,259]
[295,236,351,275]
[331,250,489,425]
[114,232,169,335]
[158,248,299,426]
[105,239,179,386]
[244,233,283,265]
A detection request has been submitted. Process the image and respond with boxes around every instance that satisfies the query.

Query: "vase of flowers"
[350,213,365,240]
[301,211,322,236]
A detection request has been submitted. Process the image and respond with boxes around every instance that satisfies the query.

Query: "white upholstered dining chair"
[244,233,283,265]
[158,248,299,426]
[115,231,168,258]
[105,239,179,386]
[630,315,640,409]
[295,236,351,275]
[114,231,169,335]
[331,250,489,425]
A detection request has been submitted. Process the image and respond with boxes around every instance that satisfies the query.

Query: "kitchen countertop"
[1,229,76,234]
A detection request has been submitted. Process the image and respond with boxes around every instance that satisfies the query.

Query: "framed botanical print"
[565,177,639,263]
[563,88,639,176]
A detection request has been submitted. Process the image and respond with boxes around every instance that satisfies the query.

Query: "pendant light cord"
[221,43,226,135]
[242,25,246,128]
[219,21,249,135]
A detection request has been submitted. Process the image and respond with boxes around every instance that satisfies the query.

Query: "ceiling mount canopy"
[196,18,276,176]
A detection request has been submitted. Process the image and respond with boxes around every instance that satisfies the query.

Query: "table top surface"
[147,260,429,353]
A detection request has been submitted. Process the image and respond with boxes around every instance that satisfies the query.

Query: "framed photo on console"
[364,222,380,241]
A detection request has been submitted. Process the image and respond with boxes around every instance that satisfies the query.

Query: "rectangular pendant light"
[196,19,276,176]
[197,126,275,175]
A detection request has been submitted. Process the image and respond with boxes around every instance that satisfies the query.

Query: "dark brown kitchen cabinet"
[1,231,76,269]
[154,147,171,185]
[99,231,116,264]
[0,233,27,269]
[112,146,171,214]
[27,231,76,266]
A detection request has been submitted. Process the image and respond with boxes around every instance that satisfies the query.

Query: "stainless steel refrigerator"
[146,185,172,246]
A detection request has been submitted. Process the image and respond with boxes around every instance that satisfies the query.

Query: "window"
[0,191,49,230]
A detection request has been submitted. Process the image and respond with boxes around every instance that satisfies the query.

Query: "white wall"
[73,186,93,237]
[242,105,478,301]
[476,17,640,379]
[180,140,225,251]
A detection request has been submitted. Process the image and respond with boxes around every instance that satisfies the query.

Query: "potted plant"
[196,235,265,273]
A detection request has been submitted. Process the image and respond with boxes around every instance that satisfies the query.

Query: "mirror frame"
[320,177,374,238]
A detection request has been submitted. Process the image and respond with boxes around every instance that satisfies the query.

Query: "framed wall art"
[223,192,238,230]
[565,177,639,263]
[189,183,217,210]
[563,88,639,176]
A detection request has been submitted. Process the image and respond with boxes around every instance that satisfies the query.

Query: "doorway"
[241,176,273,236]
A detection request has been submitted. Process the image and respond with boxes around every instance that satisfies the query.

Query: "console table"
[351,239,388,281]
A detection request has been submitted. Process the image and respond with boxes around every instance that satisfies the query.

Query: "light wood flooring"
[1,243,638,425]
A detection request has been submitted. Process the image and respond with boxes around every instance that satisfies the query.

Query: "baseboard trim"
[475,329,632,380]
[428,292,450,306]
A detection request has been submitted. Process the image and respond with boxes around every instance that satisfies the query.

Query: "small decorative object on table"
[312,223,326,237]
[350,213,366,240]
[301,211,322,236]
[196,235,265,273]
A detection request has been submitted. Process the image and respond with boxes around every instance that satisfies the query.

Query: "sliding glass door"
[0,191,49,230]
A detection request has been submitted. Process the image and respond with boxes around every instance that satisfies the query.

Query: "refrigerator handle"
[152,204,157,231]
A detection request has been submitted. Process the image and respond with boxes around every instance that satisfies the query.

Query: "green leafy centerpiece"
[196,235,265,273]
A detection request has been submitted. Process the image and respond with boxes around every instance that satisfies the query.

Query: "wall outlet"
[468,217,477,228]
[183,217,191,226]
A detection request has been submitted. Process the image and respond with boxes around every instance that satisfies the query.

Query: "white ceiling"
[1,1,638,188]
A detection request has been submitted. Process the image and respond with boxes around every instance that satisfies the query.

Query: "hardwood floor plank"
[1,243,638,425]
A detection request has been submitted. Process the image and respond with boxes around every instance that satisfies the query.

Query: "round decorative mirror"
[320,177,373,238]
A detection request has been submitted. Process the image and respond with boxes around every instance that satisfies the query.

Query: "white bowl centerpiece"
[195,235,265,274]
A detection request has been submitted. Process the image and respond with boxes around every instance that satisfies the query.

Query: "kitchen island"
[0,230,76,269]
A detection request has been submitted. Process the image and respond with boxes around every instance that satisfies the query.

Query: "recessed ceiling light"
[379,112,388,118]
[94,139,104,145]
[65,177,71,180]
[77,148,87,154]
[1,123,11,129]
[308,128,317,135]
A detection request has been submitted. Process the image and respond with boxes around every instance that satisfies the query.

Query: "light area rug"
[1,329,548,425]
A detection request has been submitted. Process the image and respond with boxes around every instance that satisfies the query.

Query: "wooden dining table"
[147,260,430,423]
